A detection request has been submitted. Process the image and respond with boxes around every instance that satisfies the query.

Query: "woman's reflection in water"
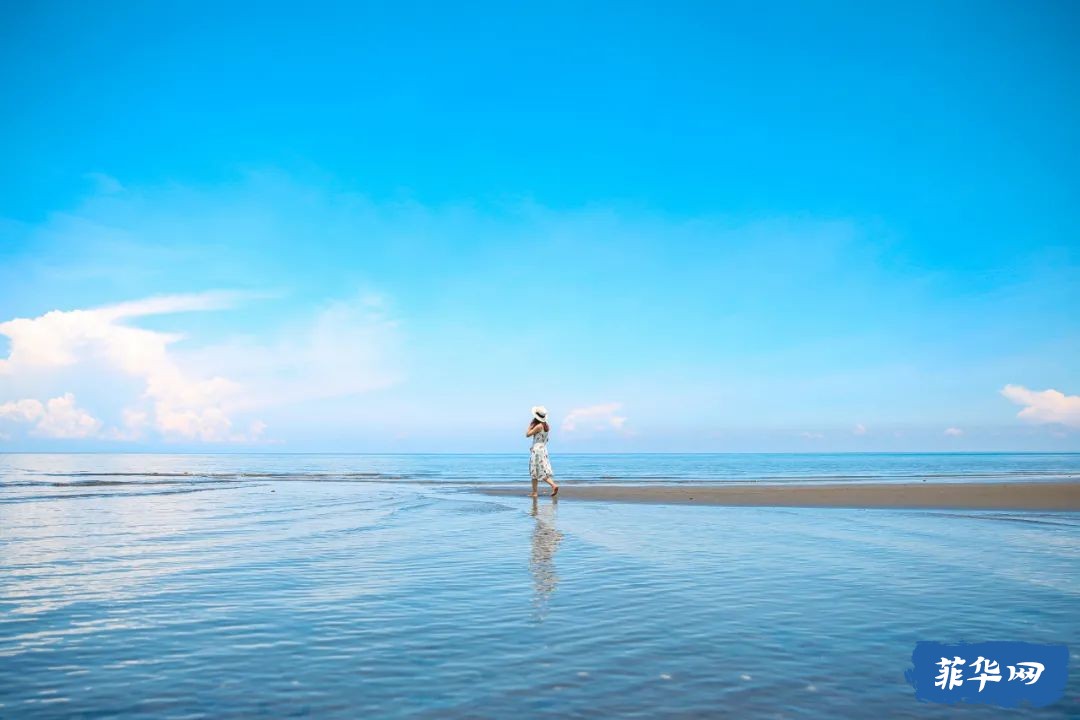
[530,496,563,621]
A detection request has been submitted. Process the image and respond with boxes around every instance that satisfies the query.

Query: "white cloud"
[0,292,246,441]
[852,423,867,436]
[1000,385,1080,428]
[0,291,400,443]
[0,398,44,422]
[944,427,964,437]
[800,431,824,440]
[180,294,402,412]
[0,393,102,438]
[104,408,150,441]
[0,291,242,374]
[562,403,628,434]
[34,394,103,438]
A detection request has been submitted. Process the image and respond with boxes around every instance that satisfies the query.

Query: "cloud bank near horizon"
[0,291,401,443]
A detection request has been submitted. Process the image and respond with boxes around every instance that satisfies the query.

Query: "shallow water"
[1,454,1078,717]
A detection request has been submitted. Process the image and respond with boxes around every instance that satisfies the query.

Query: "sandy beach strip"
[479,481,1080,510]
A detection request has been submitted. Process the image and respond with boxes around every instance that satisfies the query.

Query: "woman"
[526,405,558,497]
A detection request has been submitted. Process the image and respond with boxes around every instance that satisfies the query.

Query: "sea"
[1,453,1078,718]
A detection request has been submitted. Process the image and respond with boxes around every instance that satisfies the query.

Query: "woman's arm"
[525,422,539,437]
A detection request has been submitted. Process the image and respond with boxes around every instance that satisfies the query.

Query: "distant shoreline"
[478,481,1080,511]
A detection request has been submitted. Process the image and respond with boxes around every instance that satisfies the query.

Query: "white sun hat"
[531,405,549,422]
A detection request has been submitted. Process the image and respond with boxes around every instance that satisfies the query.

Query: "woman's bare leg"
[544,476,559,496]
[530,476,539,497]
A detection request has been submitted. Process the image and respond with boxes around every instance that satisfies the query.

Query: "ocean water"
[1,453,1078,718]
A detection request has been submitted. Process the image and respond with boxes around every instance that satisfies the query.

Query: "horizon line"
[2,450,1079,456]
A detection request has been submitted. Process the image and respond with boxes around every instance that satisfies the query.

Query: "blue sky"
[1,1,1077,451]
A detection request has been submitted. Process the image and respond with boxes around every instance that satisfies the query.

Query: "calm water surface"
[1,454,1078,718]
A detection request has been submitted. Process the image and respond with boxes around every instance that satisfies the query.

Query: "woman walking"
[526,406,558,497]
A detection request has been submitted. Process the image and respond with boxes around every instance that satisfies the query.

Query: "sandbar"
[479,481,1080,510]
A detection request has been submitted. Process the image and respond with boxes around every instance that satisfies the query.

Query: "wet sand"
[480,481,1080,510]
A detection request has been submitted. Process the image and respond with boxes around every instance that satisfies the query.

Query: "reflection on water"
[529,496,563,620]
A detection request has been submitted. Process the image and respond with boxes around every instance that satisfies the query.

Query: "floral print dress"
[530,426,554,482]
